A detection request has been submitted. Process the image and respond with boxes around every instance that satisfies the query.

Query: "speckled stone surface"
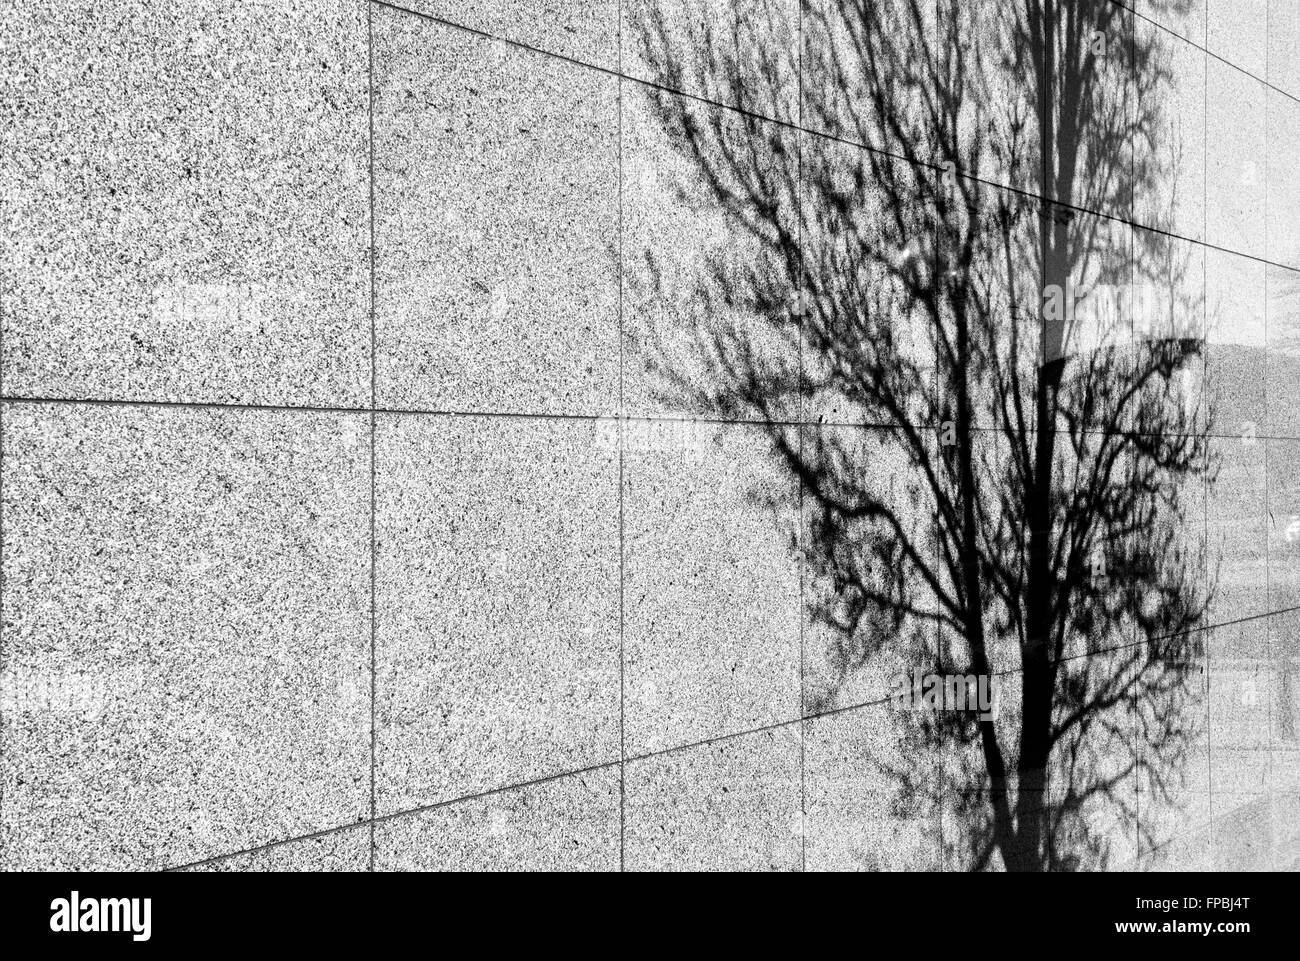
[1205,246,1266,435]
[1136,0,1205,46]
[801,137,935,428]
[623,0,799,122]
[1140,787,1214,871]
[1211,793,1276,869]
[624,727,802,871]
[397,0,618,70]
[1138,796,1212,871]
[621,83,800,422]
[1267,609,1300,797]
[1205,435,1268,628]
[1265,264,1300,438]
[623,422,801,755]
[374,767,620,870]
[0,0,370,408]
[802,0,934,155]
[804,707,943,871]
[802,425,936,715]
[1132,228,1208,434]
[1136,632,1211,871]
[1267,439,1300,612]
[1269,0,1300,99]
[1207,620,1271,795]
[372,8,619,417]
[1136,21,1205,241]
[1267,88,1300,270]
[4,0,1298,876]
[180,827,370,872]
[1207,0,1268,78]
[374,414,620,814]
[0,403,371,870]
[937,0,1041,197]
[1206,58,1266,259]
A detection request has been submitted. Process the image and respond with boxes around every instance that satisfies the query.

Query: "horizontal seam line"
[5,397,1300,442]
[373,1,1300,270]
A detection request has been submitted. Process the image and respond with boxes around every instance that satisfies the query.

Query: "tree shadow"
[627,0,1214,871]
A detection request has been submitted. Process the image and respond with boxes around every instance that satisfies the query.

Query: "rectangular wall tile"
[180,827,370,872]
[1267,89,1300,270]
[1208,622,1271,795]
[374,767,620,871]
[803,0,934,157]
[1207,0,1268,78]
[1136,22,1206,241]
[1269,0,1300,98]
[623,421,801,755]
[375,414,620,813]
[1136,0,1206,46]
[937,0,1039,195]
[1205,435,1268,627]
[397,0,618,70]
[1211,792,1275,869]
[0,403,371,870]
[1267,439,1300,611]
[373,8,619,416]
[1267,610,1300,796]
[621,83,800,423]
[1206,58,1266,258]
[1136,644,1211,871]
[1266,265,1300,437]
[805,707,943,871]
[1206,247,1266,436]
[624,727,802,871]
[623,0,799,122]
[801,137,934,428]
[0,0,370,408]
[802,424,937,715]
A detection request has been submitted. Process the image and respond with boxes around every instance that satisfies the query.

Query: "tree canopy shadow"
[628,0,1215,871]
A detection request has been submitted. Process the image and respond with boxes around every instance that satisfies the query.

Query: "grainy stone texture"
[802,425,936,715]
[5,0,1300,875]
[803,0,934,157]
[1268,610,1300,798]
[802,138,935,427]
[1267,88,1300,270]
[0,0,370,408]
[1270,0,1300,99]
[624,727,802,871]
[180,828,370,872]
[397,0,619,69]
[1205,57,1266,259]
[623,0,799,122]
[1205,435,1268,628]
[1267,439,1300,612]
[621,84,800,423]
[1211,793,1277,869]
[1136,0,1205,46]
[937,0,1040,195]
[0,404,371,870]
[1205,246,1266,436]
[1136,22,1205,241]
[1207,0,1268,79]
[623,422,801,755]
[804,707,943,871]
[1208,622,1271,795]
[374,767,620,871]
[373,10,619,416]
[374,414,620,814]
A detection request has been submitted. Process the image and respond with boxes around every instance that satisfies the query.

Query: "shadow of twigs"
[628,0,1211,871]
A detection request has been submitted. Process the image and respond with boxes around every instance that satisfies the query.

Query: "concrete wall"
[1,0,1298,871]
